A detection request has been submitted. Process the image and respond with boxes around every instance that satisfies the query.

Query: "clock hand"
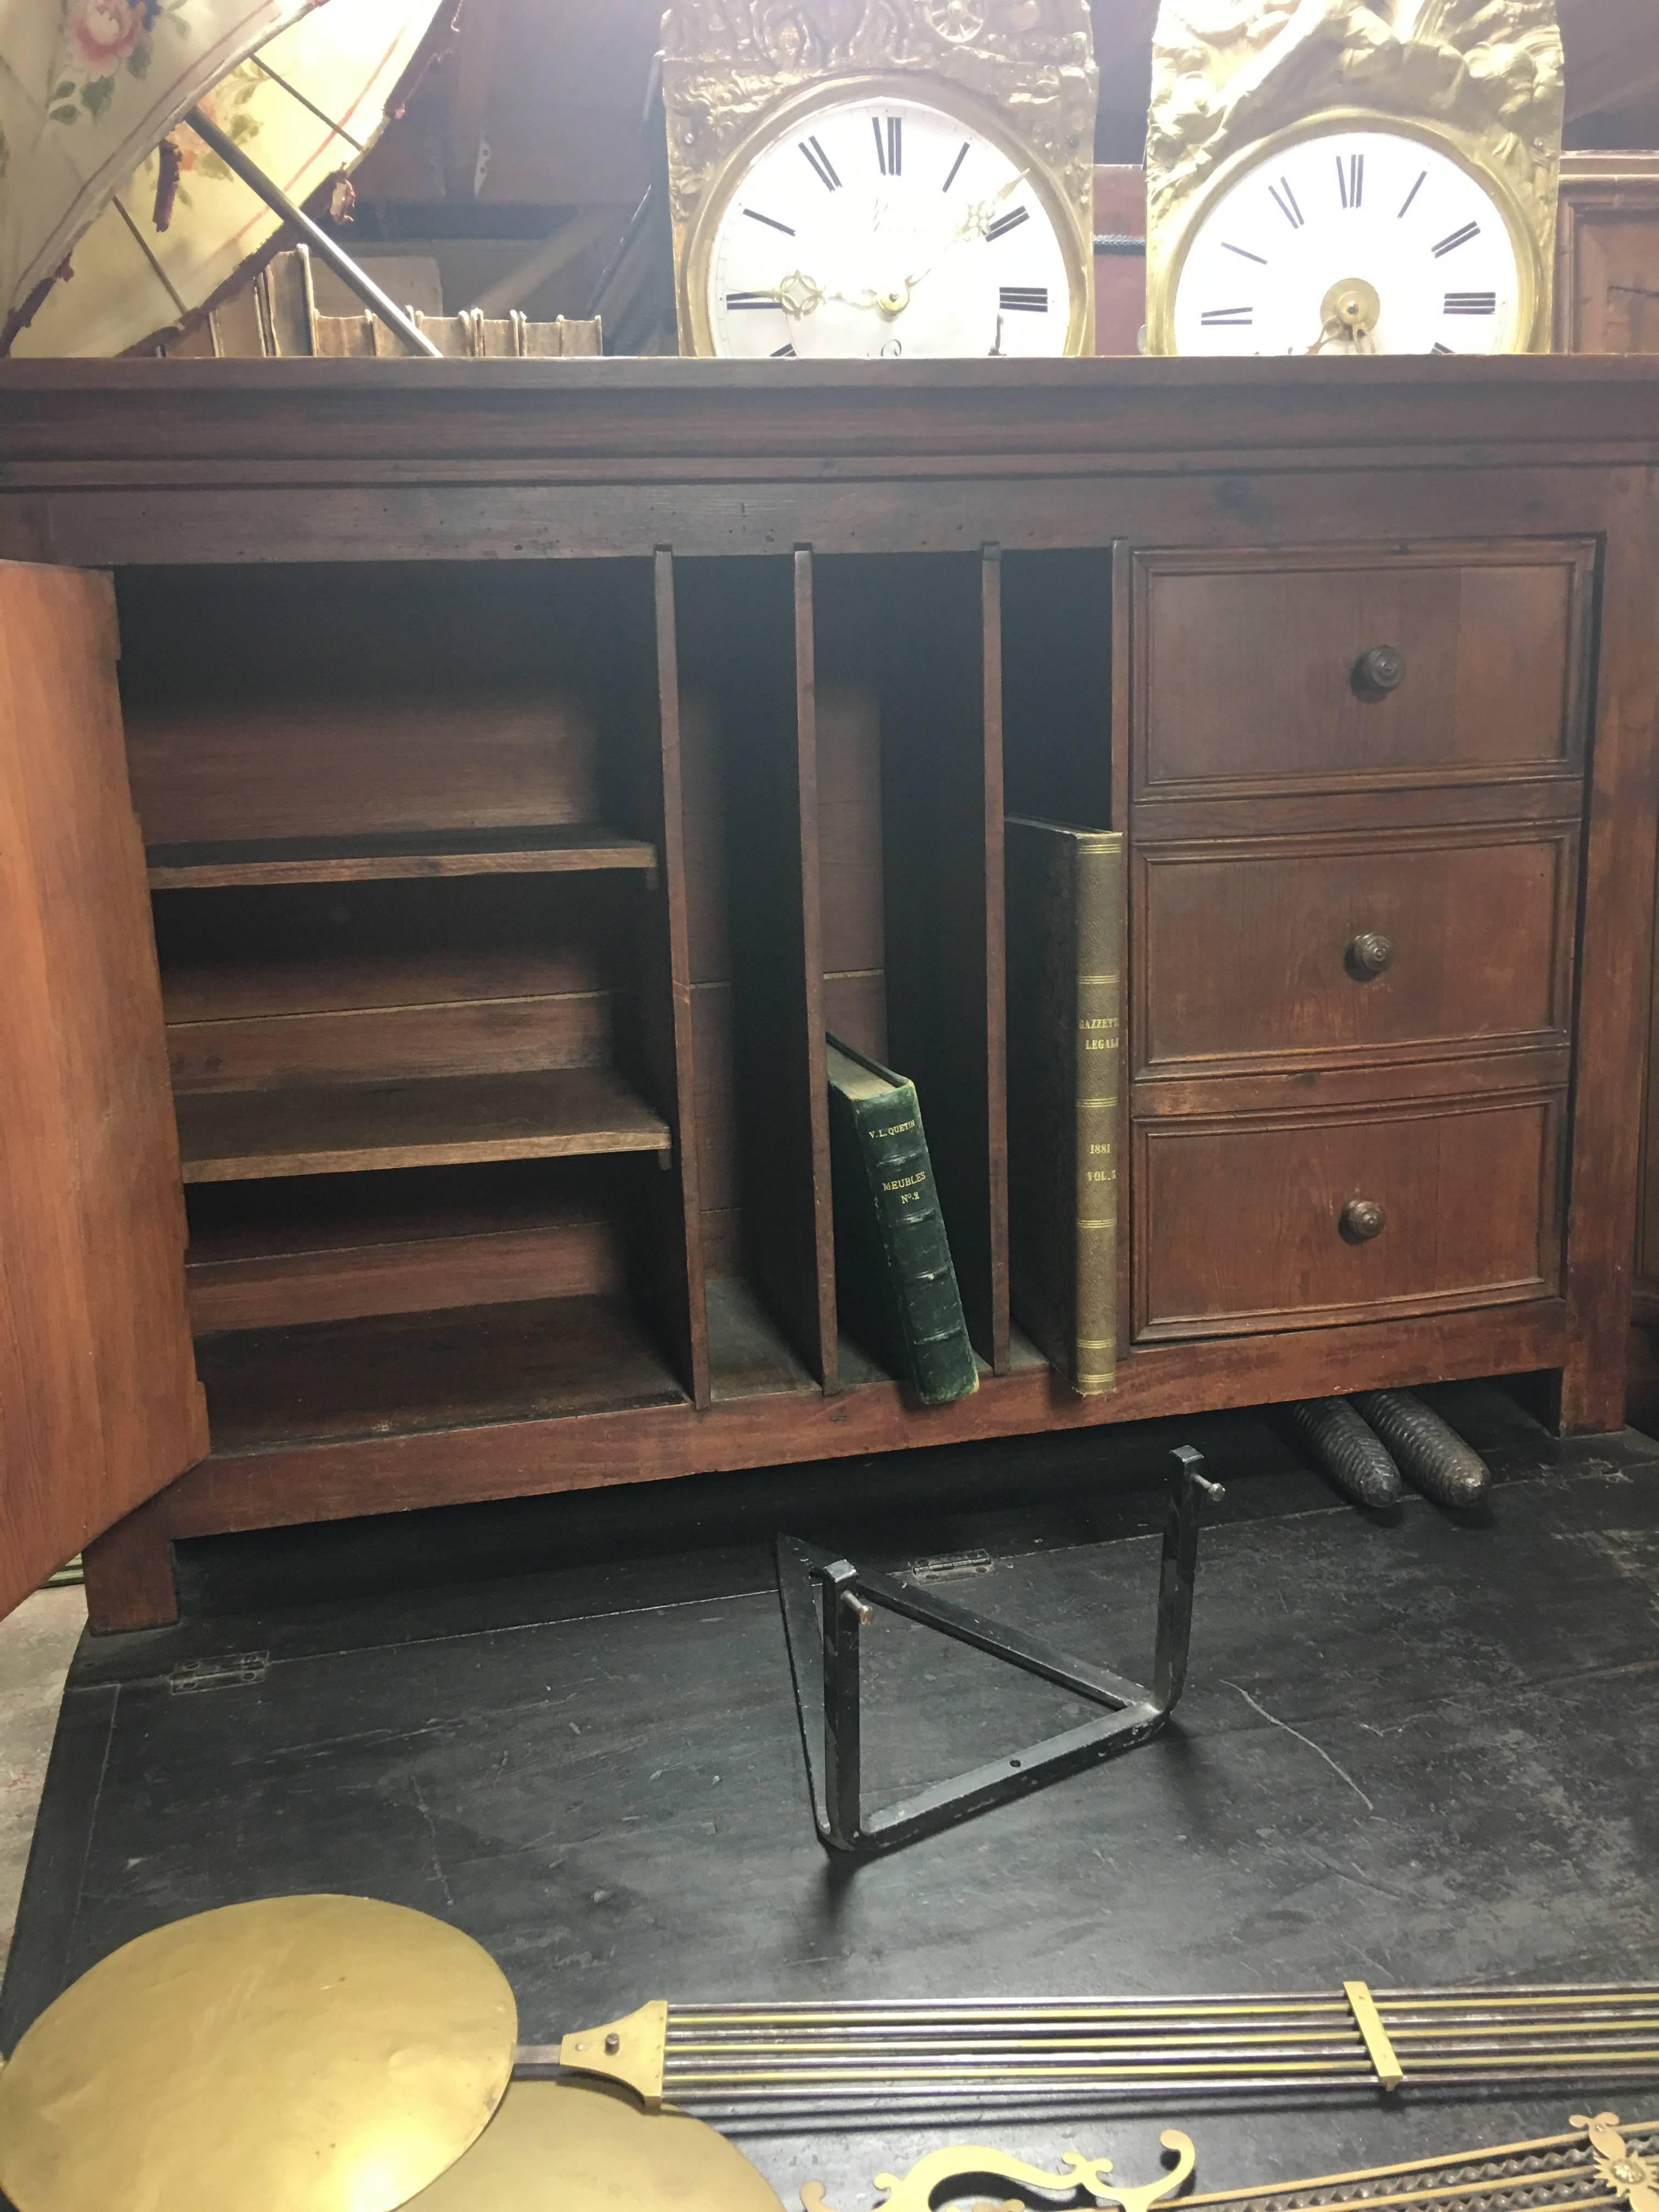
[767,168,1034,328]
[777,162,1037,326]
[1308,276,1380,354]
[737,270,829,317]
[898,167,1033,293]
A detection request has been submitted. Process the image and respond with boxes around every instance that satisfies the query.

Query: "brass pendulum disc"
[0,1894,518,2212]
[404,2079,786,2212]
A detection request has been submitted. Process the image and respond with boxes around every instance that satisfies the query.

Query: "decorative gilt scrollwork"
[800,2126,1198,2212]
[1575,2114,1659,2212]
[661,0,1097,349]
[1146,0,1565,351]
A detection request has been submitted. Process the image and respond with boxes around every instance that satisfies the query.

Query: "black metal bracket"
[777,1445,1222,1857]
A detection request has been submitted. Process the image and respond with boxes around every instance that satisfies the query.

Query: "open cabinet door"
[0,563,207,1621]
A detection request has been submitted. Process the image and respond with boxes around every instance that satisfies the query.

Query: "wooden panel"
[677,556,836,1387]
[8,360,1659,504]
[1556,160,1659,355]
[822,972,889,1062]
[1136,1042,1571,1122]
[189,1218,627,1334]
[1131,774,1587,846]
[1136,826,1577,1080]
[143,1297,1570,1556]
[625,550,708,1407]
[198,1293,685,1454]
[818,673,888,1063]
[117,563,659,844]
[168,994,613,1092]
[16,454,1659,580]
[154,874,616,1022]
[1000,548,1114,830]
[1641,941,1659,1299]
[184,1158,630,1332]
[177,1066,670,1182]
[127,691,602,845]
[146,825,657,888]
[1135,544,1594,800]
[679,684,746,1283]
[0,562,206,1618]
[1134,1093,1561,1340]
[704,1277,817,1404]
[185,1159,618,1261]
[690,984,738,1220]
[1557,477,1659,1430]
[680,689,733,991]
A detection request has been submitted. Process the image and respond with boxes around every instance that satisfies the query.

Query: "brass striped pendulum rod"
[528,1983,1659,2120]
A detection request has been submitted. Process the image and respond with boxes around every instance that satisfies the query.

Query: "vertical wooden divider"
[651,549,710,1408]
[981,545,1012,1371]
[695,550,838,1392]
[1110,540,1133,1364]
[794,549,840,1391]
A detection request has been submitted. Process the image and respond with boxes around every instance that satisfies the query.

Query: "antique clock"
[659,0,1098,360]
[1146,0,1565,357]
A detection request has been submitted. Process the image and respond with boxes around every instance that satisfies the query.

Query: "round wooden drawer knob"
[1352,644,1407,698]
[1340,1198,1387,1244]
[1346,930,1395,979]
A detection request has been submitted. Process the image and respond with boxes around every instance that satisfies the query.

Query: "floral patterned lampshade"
[3,0,447,356]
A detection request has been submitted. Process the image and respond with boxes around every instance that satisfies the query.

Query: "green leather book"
[825,1036,979,1407]
[1005,816,1123,1396]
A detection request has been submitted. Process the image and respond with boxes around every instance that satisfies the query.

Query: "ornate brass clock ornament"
[1146,0,1565,356]
[803,2125,1195,2212]
[1578,2114,1659,2212]
[660,0,1098,359]
[800,2115,1659,2212]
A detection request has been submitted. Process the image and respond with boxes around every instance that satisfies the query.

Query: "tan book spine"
[1070,835,1122,1393]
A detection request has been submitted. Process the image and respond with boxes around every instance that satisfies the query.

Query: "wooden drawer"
[1134,1093,1560,1340]
[1133,543,1593,801]
[1136,825,1577,1080]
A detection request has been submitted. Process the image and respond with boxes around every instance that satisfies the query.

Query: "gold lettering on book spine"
[1071,834,1123,1394]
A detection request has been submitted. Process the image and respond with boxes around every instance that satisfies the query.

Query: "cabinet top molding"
[0,356,1656,478]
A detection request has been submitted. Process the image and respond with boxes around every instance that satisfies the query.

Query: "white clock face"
[1171,127,1527,356]
[701,92,1076,360]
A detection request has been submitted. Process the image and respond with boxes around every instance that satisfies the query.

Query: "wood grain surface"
[176,1068,671,1181]
[0,564,207,1618]
[2,362,1652,1627]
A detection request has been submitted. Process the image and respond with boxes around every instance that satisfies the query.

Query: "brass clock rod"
[541,1983,1659,2117]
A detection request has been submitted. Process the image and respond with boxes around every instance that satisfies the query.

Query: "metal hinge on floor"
[907,1548,994,1584]
[169,1652,269,1695]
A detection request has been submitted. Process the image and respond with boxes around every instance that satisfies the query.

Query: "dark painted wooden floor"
[6,1383,1658,2209]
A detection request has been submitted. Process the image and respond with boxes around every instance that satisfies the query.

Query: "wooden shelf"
[146,825,657,889]
[196,1293,686,1453]
[177,1068,672,1183]
[705,1277,816,1403]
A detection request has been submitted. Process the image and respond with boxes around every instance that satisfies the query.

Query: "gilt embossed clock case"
[661,0,1099,360]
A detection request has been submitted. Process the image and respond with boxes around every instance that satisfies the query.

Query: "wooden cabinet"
[1,357,1656,1632]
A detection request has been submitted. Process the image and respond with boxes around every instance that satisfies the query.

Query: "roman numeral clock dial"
[1169,128,1527,356]
[700,92,1077,360]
